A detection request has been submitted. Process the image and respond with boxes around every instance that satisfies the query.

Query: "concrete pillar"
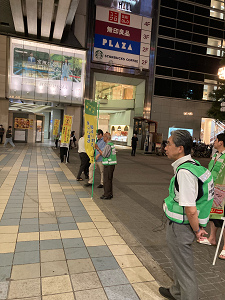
[0,99,9,143]
[64,106,83,139]
[0,35,8,143]
[74,0,87,48]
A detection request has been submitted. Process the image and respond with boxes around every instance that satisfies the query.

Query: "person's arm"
[96,144,111,158]
[185,206,208,239]
[177,169,208,238]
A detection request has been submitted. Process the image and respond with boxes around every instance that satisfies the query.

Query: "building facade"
[0,0,224,146]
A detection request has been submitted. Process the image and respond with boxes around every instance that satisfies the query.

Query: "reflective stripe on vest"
[208,153,225,182]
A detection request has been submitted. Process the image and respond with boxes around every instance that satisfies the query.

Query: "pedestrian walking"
[85,129,106,188]
[95,132,117,199]
[131,133,138,156]
[77,134,90,181]
[0,125,5,144]
[59,133,69,163]
[4,126,15,147]
[159,129,214,300]
[198,133,225,259]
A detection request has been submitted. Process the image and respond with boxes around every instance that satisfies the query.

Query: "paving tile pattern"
[63,147,225,300]
[0,145,162,300]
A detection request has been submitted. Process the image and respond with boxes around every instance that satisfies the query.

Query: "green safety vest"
[208,152,225,182]
[164,161,214,227]
[102,142,117,165]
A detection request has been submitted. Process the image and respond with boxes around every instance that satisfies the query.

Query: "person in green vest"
[159,130,214,300]
[198,133,225,259]
[95,132,117,199]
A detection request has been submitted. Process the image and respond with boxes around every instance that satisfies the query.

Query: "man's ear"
[178,145,184,154]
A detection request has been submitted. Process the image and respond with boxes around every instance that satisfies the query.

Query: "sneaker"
[158,287,176,300]
[76,178,83,181]
[84,183,92,187]
[97,184,103,188]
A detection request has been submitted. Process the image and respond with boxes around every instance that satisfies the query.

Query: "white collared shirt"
[215,149,225,161]
[171,154,198,207]
[78,137,86,153]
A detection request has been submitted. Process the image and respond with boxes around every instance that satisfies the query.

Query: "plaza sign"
[93,6,152,69]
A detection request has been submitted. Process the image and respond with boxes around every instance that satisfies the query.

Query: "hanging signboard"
[93,6,152,69]
[53,119,60,136]
[84,100,97,163]
[61,115,73,145]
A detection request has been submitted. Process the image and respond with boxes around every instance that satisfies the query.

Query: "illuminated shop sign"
[9,38,86,103]
[95,0,152,17]
[93,6,152,69]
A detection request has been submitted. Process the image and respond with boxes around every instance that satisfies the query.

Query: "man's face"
[214,138,220,149]
[103,134,107,142]
[165,136,182,160]
[97,133,102,140]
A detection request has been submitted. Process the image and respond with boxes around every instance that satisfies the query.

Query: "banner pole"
[91,100,100,199]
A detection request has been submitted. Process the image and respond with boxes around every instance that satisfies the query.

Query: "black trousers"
[0,135,3,144]
[131,146,136,156]
[77,152,90,179]
[60,147,69,162]
[103,165,115,197]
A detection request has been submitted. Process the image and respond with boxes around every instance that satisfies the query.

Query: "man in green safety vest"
[198,133,225,259]
[95,132,117,199]
[159,130,214,300]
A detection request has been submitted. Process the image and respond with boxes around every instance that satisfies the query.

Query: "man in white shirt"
[77,135,90,181]
[159,130,214,300]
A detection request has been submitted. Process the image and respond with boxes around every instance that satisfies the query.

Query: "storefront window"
[111,125,129,142]
[95,81,136,101]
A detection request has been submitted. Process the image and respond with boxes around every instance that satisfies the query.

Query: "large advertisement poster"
[9,39,86,103]
[84,100,97,164]
[209,162,225,219]
[14,118,33,130]
[93,6,152,69]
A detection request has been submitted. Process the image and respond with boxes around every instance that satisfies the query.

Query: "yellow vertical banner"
[61,115,73,144]
[53,119,60,136]
[84,100,97,163]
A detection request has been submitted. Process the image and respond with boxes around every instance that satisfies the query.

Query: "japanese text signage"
[93,6,152,69]
[53,119,60,136]
[84,100,97,164]
[61,115,73,145]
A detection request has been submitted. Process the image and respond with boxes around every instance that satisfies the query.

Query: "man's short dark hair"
[171,130,193,155]
[217,133,225,147]
[97,129,103,135]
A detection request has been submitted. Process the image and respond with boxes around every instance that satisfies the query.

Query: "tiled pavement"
[0,145,164,300]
